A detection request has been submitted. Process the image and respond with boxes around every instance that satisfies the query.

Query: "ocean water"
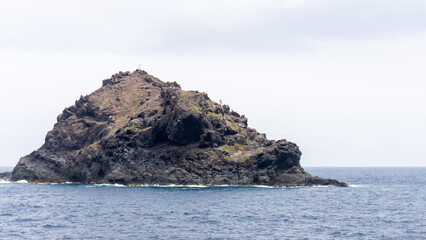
[0,167,425,239]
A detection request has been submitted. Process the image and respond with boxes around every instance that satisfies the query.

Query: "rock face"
[11,70,347,187]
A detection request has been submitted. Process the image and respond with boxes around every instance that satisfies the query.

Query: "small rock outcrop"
[11,70,347,187]
[0,172,11,180]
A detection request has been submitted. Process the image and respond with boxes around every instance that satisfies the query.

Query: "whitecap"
[349,184,368,188]
[183,185,209,188]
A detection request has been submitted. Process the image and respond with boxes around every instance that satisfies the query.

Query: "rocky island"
[10,70,347,187]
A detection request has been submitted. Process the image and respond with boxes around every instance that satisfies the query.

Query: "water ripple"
[0,168,425,239]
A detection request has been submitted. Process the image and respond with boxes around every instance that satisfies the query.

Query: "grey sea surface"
[0,167,425,239]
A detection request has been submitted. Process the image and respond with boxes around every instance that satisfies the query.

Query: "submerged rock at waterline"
[11,70,347,187]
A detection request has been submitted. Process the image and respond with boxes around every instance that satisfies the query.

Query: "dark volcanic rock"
[11,70,347,187]
[0,172,11,180]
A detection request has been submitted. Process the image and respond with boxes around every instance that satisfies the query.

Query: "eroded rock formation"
[11,70,347,187]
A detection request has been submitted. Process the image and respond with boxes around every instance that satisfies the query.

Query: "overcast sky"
[0,0,425,167]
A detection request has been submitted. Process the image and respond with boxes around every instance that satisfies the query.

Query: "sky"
[0,0,425,167]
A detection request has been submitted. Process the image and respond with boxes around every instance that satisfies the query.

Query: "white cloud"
[2,0,426,54]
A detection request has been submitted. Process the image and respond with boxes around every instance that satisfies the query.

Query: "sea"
[0,167,425,240]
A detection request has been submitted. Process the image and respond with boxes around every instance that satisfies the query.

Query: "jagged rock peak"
[102,70,180,89]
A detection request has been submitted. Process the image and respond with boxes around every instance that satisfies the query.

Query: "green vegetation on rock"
[190,106,202,114]
[180,92,191,101]
[88,141,101,150]
[222,144,234,154]
[208,111,223,119]
[140,126,152,132]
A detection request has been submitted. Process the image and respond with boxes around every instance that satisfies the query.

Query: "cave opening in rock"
[180,115,203,145]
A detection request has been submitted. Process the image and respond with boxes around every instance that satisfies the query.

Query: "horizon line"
[1,165,426,168]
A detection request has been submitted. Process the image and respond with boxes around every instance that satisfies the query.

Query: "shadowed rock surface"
[11,70,347,187]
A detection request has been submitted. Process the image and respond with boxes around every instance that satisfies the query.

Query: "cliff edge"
[11,70,347,187]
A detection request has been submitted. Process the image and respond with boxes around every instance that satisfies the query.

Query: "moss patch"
[221,144,253,162]
[190,106,202,114]
[222,143,250,152]
[139,126,152,132]
[234,143,252,151]
[234,144,243,151]
[180,92,191,101]
[88,141,101,150]
[208,111,223,119]
[226,121,239,131]
[222,144,234,154]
